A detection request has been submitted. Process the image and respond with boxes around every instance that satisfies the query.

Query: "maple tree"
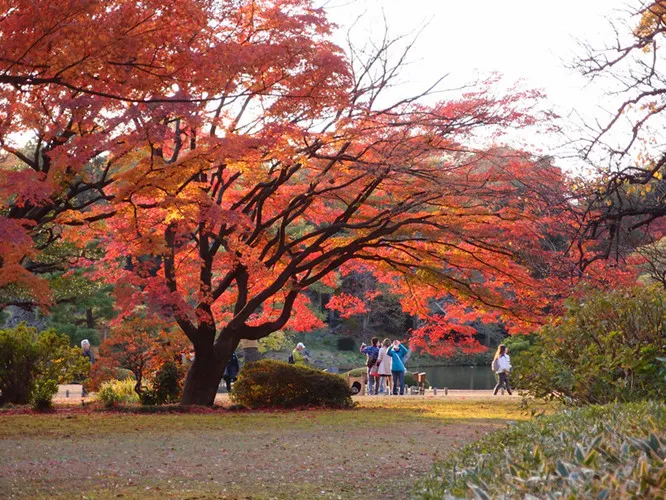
[1,0,344,305]
[96,88,576,406]
[92,315,186,395]
[0,0,603,406]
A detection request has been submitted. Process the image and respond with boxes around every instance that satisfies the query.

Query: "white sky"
[322,0,637,170]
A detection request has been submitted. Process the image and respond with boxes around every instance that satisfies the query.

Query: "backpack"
[366,351,378,368]
[491,358,500,372]
[288,353,295,364]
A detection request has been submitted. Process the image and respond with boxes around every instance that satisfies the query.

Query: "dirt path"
[0,400,523,499]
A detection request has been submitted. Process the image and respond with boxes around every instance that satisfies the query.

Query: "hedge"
[231,359,353,409]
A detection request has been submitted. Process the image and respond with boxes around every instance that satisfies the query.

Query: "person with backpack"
[360,337,380,395]
[376,338,392,394]
[492,344,513,395]
[386,340,408,395]
[290,342,309,366]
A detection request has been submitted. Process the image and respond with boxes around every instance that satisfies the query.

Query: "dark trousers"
[493,372,512,395]
[392,371,405,395]
[223,377,235,391]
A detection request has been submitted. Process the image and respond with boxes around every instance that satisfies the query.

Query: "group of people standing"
[360,338,514,397]
[360,337,410,395]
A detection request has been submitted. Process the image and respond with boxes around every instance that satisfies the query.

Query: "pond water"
[409,365,496,390]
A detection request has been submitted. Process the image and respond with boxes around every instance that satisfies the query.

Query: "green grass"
[0,398,534,499]
[0,398,532,437]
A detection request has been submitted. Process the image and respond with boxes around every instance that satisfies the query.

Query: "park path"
[54,385,520,405]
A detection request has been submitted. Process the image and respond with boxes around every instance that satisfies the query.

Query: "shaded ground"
[0,398,530,499]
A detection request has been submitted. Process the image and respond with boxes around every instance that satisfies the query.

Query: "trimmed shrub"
[337,336,356,351]
[510,286,666,404]
[231,359,353,409]
[419,401,666,499]
[97,378,140,408]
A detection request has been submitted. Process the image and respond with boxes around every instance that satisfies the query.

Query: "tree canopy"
[0,0,638,404]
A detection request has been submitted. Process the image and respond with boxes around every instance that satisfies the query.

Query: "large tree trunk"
[180,333,240,406]
[181,350,225,406]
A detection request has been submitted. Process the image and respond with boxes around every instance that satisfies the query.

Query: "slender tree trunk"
[86,308,95,329]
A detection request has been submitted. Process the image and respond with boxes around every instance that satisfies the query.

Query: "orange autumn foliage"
[90,316,187,393]
[0,0,640,404]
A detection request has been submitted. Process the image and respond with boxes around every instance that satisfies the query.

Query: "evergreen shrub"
[231,360,353,409]
[139,361,183,405]
[0,324,89,407]
[509,286,666,404]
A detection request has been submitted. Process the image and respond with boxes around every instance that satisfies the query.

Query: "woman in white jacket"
[492,344,512,395]
[375,338,392,395]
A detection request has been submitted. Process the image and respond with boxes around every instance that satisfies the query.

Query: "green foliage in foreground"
[231,359,353,409]
[139,361,183,405]
[0,324,89,409]
[508,286,666,404]
[97,379,141,408]
[419,401,666,499]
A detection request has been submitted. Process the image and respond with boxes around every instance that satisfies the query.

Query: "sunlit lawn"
[0,397,544,499]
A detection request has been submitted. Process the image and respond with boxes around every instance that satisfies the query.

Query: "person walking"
[222,352,240,391]
[376,338,392,394]
[80,339,95,396]
[492,344,513,395]
[387,340,408,395]
[360,337,380,395]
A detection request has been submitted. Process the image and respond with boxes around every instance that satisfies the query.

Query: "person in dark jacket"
[81,339,95,364]
[222,353,240,391]
[360,337,380,395]
[80,339,95,397]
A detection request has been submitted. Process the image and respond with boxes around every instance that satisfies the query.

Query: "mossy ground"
[0,397,538,499]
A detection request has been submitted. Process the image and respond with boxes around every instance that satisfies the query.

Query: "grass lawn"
[0,397,535,499]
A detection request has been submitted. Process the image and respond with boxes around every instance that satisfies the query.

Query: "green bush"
[0,324,90,406]
[31,380,58,411]
[231,359,353,409]
[140,361,183,405]
[337,336,356,351]
[138,388,159,406]
[511,286,666,404]
[0,325,37,404]
[97,378,140,408]
[419,401,666,499]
